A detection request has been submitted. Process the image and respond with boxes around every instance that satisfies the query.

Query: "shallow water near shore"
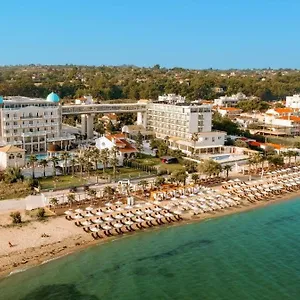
[2,197,300,300]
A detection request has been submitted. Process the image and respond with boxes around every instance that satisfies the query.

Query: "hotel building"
[0,93,75,153]
[145,101,226,155]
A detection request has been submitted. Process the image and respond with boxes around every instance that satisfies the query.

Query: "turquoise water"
[2,198,300,299]
[26,154,48,161]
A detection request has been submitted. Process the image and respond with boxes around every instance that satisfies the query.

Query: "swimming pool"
[212,154,231,161]
[26,154,48,161]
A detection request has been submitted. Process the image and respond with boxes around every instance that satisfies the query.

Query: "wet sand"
[0,190,299,278]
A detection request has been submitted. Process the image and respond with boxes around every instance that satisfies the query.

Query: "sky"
[1,0,300,69]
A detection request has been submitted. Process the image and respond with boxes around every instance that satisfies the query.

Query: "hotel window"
[9,154,15,159]
[218,137,221,140]
[212,138,215,142]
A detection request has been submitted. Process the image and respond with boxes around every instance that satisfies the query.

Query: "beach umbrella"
[135,218,144,223]
[102,225,112,230]
[124,220,134,225]
[125,212,134,217]
[82,221,92,226]
[75,209,83,213]
[115,201,123,205]
[145,216,154,221]
[106,208,114,213]
[113,223,123,228]
[115,207,123,212]
[104,216,114,221]
[90,227,99,232]
[115,214,124,219]
[125,205,132,210]
[105,202,112,207]
[135,211,144,216]
[85,212,93,217]
[96,211,104,216]
[64,210,72,215]
[94,219,103,224]
[85,206,93,211]
[144,208,153,213]
[74,215,83,219]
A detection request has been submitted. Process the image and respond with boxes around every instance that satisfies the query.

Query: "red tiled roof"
[219,107,241,111]
[278,116,300,123]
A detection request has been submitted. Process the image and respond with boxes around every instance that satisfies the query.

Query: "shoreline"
[0,190,299,279]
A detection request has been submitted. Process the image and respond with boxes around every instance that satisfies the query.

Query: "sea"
[1,198,300,300]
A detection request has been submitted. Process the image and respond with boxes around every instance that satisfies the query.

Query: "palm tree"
[67,193,76,206]
[40,159,48,177]
[87,188,97,200]
[49,197,58,206]
[191,173,199,184]
[60,151,70,175]
[223,165,232,179]
[49,156,59,177]
[138,179,148,192]
[285,150,294,165]
[4,167,24,183]
[100,148,109,173]
[29,154,38,178]
[91,148,100,171]
[294,151,299,164]
[77,156,86,178]
[103,186,116,200]
[70,157,77,176]
[109,146,119,181]
[191,133,199,155]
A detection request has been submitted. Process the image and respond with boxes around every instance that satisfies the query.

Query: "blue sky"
[1,0,299,69]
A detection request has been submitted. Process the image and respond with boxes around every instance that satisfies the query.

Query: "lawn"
[0,182,31,200]
[132,156,185,173]
[39,175,87,190]
[96,167,155,180]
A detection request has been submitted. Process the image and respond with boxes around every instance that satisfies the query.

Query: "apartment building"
[286,95,300,108]
[214,92,247,107]
[145,101,226,155]
[0,93,75,153]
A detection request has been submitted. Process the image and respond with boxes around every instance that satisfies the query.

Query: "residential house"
[0,145,25,170]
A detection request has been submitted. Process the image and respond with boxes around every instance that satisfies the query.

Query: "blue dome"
[0,96,3,104]
[46,92,60,103]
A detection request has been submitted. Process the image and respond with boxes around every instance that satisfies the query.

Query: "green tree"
[223,165,232,179]
[60,151,71,175]
[29,154,38,178]
[10,211,22,224]
[49,197,58,206]
[135,131,143,152]
[100,148,110,173]
[109,146,119,180]
[191,173,199,184]
[198,159,222,178]
[49,156,60,177]
[40,159,48,177]
[191,133,199,154]
[154,176,165,189]
[67,193,75,206]
[171,169,188,185]
[4,167,24,183]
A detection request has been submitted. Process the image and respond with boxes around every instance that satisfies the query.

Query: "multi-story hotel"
[0,93,75,153]
[145,101,226,155]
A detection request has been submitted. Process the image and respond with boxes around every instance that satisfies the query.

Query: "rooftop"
[0,145,25,153]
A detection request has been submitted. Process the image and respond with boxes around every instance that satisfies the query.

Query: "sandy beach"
[0,189,299,279]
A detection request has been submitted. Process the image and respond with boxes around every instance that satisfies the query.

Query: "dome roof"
[0,96,3,104]
[46,92,60,103]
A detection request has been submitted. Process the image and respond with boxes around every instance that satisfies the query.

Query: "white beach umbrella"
[82,220,92,226]
[115,201,123,205]
[115,214,124,219]
[75,209,83,213]
[124,220,134,225]
[96,211,104,216]
[74,215,83,219]
[113,223,123,228]
[94,219,103,224]
[64,210,72,215]
[102,225,112,230]
[104,216,114,221]
[145,216,154,221]
[90,227,99,232]
[125,212,134,217]
[85,206,93,211]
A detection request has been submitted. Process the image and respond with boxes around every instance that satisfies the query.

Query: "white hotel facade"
[144,100,226,155]
[0,93,75,153]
